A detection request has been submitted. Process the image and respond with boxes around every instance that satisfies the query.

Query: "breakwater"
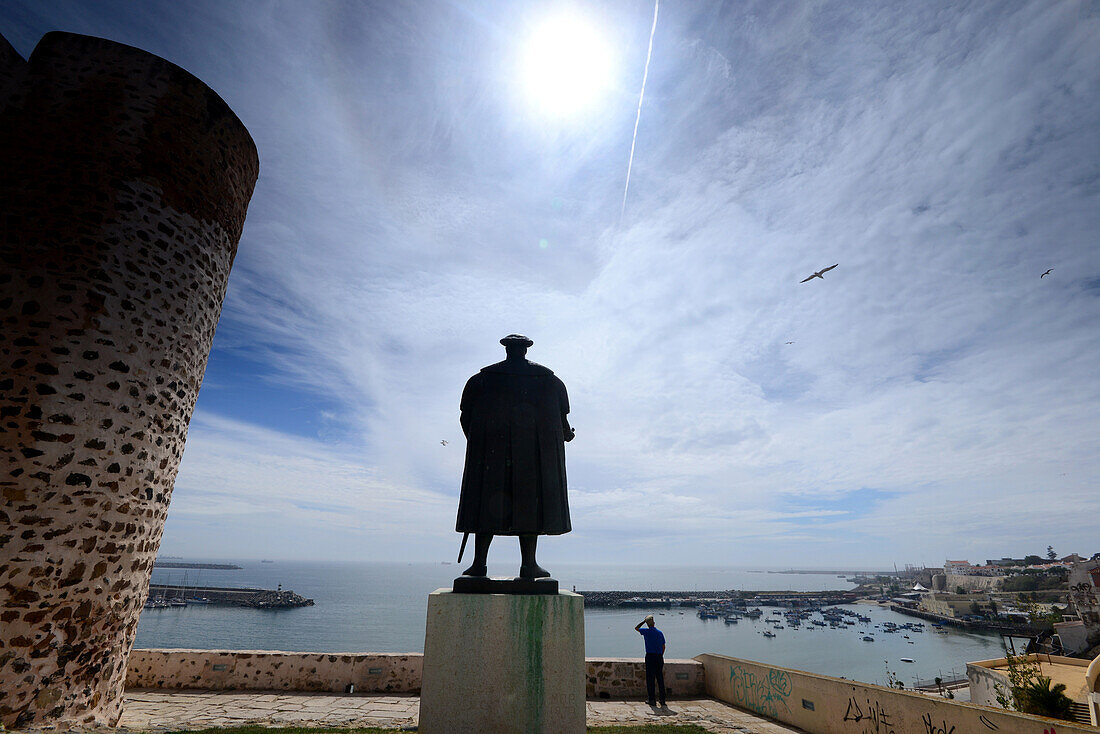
[579,590,858,608]
[888,604,1045,635]
[148,584,313,609]
[154,562,242,570]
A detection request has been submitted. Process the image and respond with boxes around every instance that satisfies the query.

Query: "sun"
[520,13,615,119]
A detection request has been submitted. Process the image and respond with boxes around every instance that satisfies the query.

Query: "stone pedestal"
[419,589,585,734]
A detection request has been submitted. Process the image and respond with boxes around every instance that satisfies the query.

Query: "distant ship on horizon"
[261,560,274,564]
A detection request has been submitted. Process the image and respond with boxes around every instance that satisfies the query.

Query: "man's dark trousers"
[644,653,666,704]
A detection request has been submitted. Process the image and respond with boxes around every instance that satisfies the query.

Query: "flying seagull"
[785,341,795,345]
[440,440,448,446]
[1041,269,1053,278]
[801,264,838,283]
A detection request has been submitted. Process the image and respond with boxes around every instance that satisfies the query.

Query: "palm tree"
[1014,676,1074,720]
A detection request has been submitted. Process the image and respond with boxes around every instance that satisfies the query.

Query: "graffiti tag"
[921,712,955,734]
[978,713,998,729]
[842,696,896,734]
[728,665,792,719]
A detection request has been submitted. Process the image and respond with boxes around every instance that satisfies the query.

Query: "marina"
[135,561,1007,690]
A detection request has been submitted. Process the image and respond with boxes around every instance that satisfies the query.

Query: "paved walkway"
[119,690,805,732]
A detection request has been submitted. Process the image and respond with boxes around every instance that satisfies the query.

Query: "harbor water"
[136,560,1006,688]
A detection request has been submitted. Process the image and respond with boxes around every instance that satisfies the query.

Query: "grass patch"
[590,727,711,733]
[164,726,711,734]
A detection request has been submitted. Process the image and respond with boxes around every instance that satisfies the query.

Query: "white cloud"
[21,0,1095,565]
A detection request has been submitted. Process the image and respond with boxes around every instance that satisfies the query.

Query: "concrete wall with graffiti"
[1069,559,1100,645]
[696,653,1096,734]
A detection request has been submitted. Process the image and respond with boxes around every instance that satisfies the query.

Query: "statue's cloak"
[456,359,571,536]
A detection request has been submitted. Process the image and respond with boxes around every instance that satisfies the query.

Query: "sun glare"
[521,13,614,118]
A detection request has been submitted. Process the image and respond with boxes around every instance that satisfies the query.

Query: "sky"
[3,1,1099,569]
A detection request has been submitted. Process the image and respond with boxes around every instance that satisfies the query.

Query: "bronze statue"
[456,334,574,581]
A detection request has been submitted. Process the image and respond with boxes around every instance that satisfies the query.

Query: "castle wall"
[0,31,257,728]
[945,572,1004,592]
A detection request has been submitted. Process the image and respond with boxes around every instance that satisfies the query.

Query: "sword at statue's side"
[457,532,469,563]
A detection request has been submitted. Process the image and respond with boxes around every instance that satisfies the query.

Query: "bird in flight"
[801,264,838,283]
[440,440,448,446]
[785,341,795,345]
[1041,269,1053,278]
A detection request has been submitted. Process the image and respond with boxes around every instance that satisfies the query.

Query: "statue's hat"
[500,334,533,347]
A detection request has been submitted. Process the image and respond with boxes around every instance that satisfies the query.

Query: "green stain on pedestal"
[512,596,547,731]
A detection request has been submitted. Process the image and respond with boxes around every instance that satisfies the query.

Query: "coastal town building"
[1056,620,1092,655]
[945,560,974,574]
[968,654,1099,726]
[987,557,1027,567]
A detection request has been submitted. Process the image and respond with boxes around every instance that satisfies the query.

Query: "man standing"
[634,615,667,706]
[456,334,574,579]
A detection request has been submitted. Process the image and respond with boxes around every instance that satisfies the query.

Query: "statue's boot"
[462,533,492,577]
[519,535,551,579]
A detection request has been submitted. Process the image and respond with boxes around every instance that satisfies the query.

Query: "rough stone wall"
[126,650,423,694]
[585,657,704,699]
[123,650,705,699]
[0,31,257,728]
[944,572,1004,592]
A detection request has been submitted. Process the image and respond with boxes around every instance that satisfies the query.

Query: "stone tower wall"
[0,32,258,728]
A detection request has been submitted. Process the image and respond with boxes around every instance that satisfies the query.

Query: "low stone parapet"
[126,650,706,699]
[586,658,704,699]
[126,650,421,694]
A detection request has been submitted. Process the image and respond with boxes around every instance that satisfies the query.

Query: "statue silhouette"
[456,334,574,579]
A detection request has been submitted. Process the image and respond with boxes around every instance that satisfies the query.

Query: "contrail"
[620,0,659,225]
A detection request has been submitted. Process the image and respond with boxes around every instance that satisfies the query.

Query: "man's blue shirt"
[638,627,665,654]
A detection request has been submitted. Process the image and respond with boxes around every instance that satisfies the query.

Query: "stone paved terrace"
[118,690,806,733]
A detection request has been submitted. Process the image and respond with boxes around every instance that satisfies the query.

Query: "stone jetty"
[149,584,314,609]
[579,590,858,607]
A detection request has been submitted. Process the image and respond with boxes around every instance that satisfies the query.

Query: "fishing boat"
[900,658,915,663]
[862,635,874,641]
[762,631,776,638]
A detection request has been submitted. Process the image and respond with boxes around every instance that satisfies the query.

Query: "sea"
[136,560,1007,689]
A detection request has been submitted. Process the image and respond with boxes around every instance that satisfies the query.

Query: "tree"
[1046,545,1057,561]
[1024,555,1044,565]
[992,651,1074,719]
[956,586,967,595]
[1016,677,1075,720]
[970,601,982,616]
